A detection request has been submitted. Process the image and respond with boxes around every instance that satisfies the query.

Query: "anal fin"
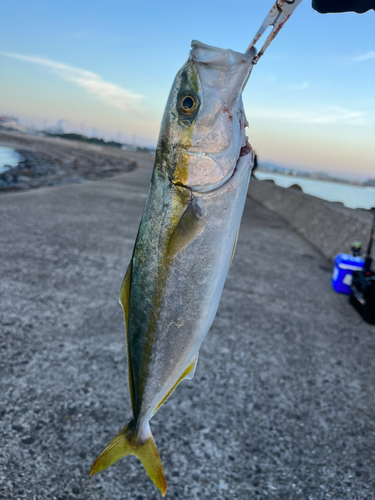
[153,352,199,414]
[184,352,199,380]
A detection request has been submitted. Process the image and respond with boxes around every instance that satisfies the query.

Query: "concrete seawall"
[248,177,374,262]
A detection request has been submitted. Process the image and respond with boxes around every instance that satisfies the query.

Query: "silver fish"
[90,40,256,495]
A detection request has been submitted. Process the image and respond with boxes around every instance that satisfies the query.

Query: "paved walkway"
[1,152,374,500]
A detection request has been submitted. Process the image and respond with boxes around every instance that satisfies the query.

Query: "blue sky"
[0,1,374,178]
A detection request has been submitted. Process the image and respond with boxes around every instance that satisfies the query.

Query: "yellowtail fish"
[90,40,256,495]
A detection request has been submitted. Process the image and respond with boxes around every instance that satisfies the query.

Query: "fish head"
[158,40,256,192]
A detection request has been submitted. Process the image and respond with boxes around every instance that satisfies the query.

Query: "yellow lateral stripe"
[173,149,189,186]
[137,187,188,404]
[138,69,199,402]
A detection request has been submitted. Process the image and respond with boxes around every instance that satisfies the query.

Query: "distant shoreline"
[0,130,140,194]
[257,167,373,188]
[255,170,375,210]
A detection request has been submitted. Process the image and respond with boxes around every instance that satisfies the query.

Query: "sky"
[0,0,374,179]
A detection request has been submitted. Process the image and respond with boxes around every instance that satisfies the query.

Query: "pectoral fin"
[168,202,205,257]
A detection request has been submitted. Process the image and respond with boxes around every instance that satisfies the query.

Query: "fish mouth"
[186,137,253,194]
[190,40,256,109]
[190,40,256,74]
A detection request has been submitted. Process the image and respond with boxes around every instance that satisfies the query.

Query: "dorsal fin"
[119,261,135,411]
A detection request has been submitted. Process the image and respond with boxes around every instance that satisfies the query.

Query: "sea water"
[0,146,21,174]
[255,171,375,210]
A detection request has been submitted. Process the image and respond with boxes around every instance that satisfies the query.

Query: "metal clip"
[247,0,304,64]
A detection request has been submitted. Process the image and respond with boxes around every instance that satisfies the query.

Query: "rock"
[21,436,35,445]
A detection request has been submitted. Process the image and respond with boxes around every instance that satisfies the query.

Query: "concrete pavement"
[1,152,374,500]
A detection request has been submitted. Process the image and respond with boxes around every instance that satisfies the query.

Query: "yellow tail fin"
[90,422,167,496]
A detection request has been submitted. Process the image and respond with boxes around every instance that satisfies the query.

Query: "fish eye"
[178,92,199,116]
[182,96,194,110]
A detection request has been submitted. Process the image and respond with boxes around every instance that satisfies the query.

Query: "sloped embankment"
[248,177,373,262]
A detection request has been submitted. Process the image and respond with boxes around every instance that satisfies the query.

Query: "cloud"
[250,105,368,126]
[0,51,144,111]
[284,82,309,91]
[352,51,375,62]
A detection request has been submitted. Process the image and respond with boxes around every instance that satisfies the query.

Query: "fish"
[90,40,256,495]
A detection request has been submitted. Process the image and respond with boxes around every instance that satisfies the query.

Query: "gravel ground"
[0,131,137,193]
[0,151,374,500]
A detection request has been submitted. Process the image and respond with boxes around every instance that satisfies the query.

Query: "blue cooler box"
[332,253,364,294]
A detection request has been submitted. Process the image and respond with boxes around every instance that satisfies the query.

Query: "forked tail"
[90,421,167,496]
